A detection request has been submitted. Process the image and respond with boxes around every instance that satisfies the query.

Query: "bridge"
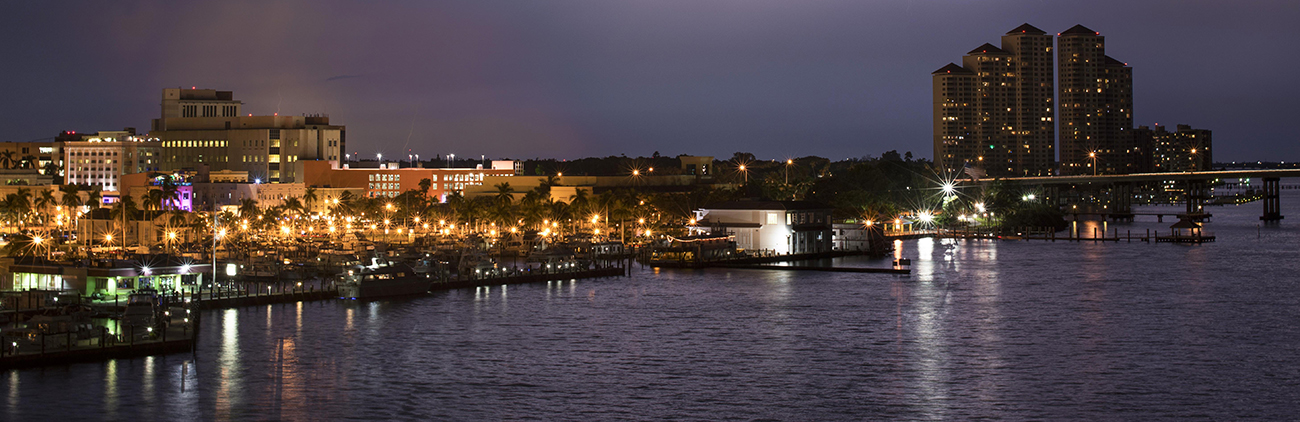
[982,169,1300,221]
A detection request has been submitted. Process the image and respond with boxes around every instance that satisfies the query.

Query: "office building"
[59,129,162,194]
[149,88,345,183]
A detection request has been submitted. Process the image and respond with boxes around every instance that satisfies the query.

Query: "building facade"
[299,160,515,201]
[690,200,833,255]
[60,130,162,194]
[1150,124,1213,172]
[933,24,1055,177]
[0,140,63,176]
[149,88,345,184]
[1057,24,1134,175]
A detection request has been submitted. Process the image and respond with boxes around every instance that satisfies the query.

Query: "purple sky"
[2,0,1296,162]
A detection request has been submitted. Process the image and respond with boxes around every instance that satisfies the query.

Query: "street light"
[1089,151,1097,176]
[785,159,793,185]
[738,164,747,184]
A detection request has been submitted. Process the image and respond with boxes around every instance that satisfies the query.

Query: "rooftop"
[1060,24,1099,36]
[1006,23,1046,35]
[706,200,832,211]
[933,63,974,75]
[967,43,1008,55]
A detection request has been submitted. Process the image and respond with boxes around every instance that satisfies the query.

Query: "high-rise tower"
[933,24,1055,177]
[1057,24,1133,175]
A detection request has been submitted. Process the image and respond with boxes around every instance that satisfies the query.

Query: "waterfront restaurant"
[1,257,209,299]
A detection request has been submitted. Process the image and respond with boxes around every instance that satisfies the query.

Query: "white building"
[61,130,162,194]
[690,200,833,255]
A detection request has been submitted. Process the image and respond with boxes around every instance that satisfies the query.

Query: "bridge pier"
[1109,182,1134,222]
[1185,179,1209,216]
[1261,177,1284,221]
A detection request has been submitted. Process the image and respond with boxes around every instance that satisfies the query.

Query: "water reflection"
[217,308,240,419]
[104,359,117,418]
[142,356,154,401]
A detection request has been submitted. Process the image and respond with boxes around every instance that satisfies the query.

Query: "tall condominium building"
[149,88,345,183]
[933,24,1055,177]
[1057,24,1133,175]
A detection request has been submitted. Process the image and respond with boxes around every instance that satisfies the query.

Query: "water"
[5,195,1300,420]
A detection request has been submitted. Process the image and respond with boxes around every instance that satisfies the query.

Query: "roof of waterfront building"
[1060,24,1098,36]
[705,200,832,211]
[967,43,1007,55]
[1006,23,1046,35]
[933,63,973,75]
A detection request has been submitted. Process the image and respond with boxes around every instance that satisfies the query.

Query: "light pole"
[785,159,793,185]
[1089,151,1097,176]
[738,164,747,184]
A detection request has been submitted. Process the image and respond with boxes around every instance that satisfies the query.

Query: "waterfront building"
[149,88,345,184]
[933,24,1055,177]
[59,129,162,197]
[1058,24,1134,175]
[689,200,833,255]
[299,160,516,201]
[1148,124,1213,172]
[0,256,208,297]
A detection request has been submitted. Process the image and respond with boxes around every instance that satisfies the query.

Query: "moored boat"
[338,257,432,300]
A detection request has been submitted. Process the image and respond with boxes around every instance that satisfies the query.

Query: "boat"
[338,257,432,300]
[121,289,158,329]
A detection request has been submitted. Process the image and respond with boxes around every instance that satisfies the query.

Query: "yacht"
[338,257,432,300]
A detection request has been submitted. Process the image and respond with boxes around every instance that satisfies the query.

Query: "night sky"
[2,0,1295,162]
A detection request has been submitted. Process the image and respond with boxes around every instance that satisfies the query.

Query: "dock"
[714,264,910,274]
[429,267,625,291]
[1,307,199,370]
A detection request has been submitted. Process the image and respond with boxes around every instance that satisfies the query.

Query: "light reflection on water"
[4,195,1300,420]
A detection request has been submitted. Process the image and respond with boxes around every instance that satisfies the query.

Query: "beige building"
[933,24,1055,177]
[149,88,345,184]
[0,140,63,175]
[1058,24,1133,175]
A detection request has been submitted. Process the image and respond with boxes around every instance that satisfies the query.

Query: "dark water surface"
[5,195,1300,420]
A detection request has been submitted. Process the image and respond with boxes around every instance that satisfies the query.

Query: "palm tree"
[19,155,37,169]
[110,195,139,247]
[9,188,33,228]
[0,151,14,169]
[145,190,165,211]
[303,188,319,214]
[238,198,260,219]
[34,189,55,226]
[42,162,63,184]
[59,184,82,209]
[86,187,103,211]
[159,178,180,210]
[281,197,305,216]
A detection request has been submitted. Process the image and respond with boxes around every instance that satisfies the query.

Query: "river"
[4,194,1300,420]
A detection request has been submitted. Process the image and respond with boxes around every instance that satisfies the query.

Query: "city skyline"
[2,1,1296,162]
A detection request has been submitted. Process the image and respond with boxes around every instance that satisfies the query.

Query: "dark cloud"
[0,0,1296,162]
